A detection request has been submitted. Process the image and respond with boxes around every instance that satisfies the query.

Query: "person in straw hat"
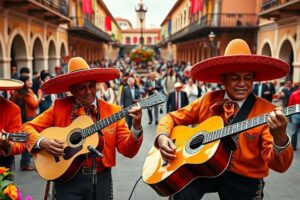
[155,39,293,199]
[0,79,27,169]
[23,57,143,200]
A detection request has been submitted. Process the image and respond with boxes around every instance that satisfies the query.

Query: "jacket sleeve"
[260,125,293,173]
[22,105,56,152]
[0,105,26,156]
[23,93,39,110]
[115,115,143,158]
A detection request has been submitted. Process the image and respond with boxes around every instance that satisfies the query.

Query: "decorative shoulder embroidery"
[244,132,259,141]
[102,127,115,135]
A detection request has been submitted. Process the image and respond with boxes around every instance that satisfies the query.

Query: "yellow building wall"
[221,0,257,13]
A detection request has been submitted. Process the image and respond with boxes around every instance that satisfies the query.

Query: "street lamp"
[135,0,147,46]
[208,31,216,57]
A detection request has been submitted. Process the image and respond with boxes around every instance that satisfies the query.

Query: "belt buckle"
[81,167,92,175]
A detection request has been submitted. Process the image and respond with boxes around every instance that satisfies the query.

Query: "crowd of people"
[0,38,299,199]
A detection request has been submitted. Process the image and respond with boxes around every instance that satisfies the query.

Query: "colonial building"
[0,0,70,77]
[159,0,259,65]
[116,17,160,57]
[257,0,300,82]
[68,0,122,64]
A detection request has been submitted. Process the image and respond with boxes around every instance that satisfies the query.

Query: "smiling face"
[70,80,97,105]
[221,72,255,101]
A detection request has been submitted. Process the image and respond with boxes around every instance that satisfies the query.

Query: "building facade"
[257,0,300,82]
[68,0,122,64]
[0,0,70,77]
[116,18,160,57]
[159,0,259,65]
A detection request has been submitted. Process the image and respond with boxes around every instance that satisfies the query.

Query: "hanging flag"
[168,19,172,37]
[105,16,112,31]
[190,0,203,15]
[92,0,97,13]
[133,37,138,44]
[161,27,165,41]
[82,0,93,14]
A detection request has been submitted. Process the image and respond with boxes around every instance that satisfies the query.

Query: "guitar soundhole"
[189,134,204,150]
[69,131,83,145]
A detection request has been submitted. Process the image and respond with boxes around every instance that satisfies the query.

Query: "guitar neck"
[81,104,135,138]
[203,105,299,144]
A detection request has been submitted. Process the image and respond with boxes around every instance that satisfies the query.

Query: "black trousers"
[172,171,265,200]
[53,168,113,200]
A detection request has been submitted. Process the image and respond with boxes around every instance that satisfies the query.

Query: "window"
[147,37,152,44]
[125,37,131,44]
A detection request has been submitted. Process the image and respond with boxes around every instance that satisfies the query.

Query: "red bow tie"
[210,99,239,125]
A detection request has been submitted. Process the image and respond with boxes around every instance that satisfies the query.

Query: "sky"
[103,0,176,28]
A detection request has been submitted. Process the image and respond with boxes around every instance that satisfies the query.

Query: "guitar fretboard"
[201,105,299,144]
[80,104,135,138]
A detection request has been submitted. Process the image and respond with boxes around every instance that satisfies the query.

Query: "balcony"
[259,0,300,19]
[3,0,70,24]
[69,17,112,43]
[170,13,258,43]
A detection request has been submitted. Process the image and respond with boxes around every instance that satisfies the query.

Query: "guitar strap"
[230,92,256,144]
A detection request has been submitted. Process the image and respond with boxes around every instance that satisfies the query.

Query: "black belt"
[80,167,110,175]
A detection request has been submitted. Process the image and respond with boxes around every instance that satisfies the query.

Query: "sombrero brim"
[190,55,289,83]
[41,68,120,94]
[0,79,24,90]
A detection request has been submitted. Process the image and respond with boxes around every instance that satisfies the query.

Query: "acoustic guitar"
[143,104,300,197]
[33,93,166,183]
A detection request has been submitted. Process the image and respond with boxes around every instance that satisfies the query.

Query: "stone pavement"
[14,110,300,200]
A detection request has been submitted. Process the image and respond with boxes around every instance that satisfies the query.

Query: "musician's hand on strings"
[268,106,289,146]
[157,134,176,162]
[129,104,142,130]
[40,138,65,156]
[0,130,11,149]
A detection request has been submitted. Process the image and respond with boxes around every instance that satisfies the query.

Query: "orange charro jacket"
[157,90,293,179]
[23,96,143,168]
[0,97,25,156]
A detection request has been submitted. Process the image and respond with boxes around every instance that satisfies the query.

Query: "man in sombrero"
[156,39,293,199]
[0,79,26,168]
[23,57,143,199]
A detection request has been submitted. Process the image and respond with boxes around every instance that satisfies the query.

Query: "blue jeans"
[21,116,34,167]
[291,114,300,149]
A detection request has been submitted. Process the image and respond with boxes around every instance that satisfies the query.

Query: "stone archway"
[48,40,57,74]
[32,37,44,74]
[278,40,294,81]
[10,34,27,74]
[0,36,4,77]
[60,42,67,72]
[261,43,272,56]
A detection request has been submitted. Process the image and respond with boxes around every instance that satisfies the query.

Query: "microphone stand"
[87,145,104,200]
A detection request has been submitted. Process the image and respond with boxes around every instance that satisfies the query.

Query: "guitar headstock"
[138,93,166,109]
[2,132,28,143]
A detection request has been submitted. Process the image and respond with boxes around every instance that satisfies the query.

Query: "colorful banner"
[92,0,97,12]
[82,0,93,14]
[168,19,172,37]
[190,0,203,16]
[133,36,138,44]
[105,16,112,31]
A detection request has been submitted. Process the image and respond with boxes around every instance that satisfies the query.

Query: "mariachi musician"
[23,57,144,200]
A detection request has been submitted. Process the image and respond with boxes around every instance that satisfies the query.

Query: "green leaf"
[1,180,13,189]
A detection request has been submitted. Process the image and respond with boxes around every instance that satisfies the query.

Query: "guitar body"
[142,116,233,197]
[33,115,100,182]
